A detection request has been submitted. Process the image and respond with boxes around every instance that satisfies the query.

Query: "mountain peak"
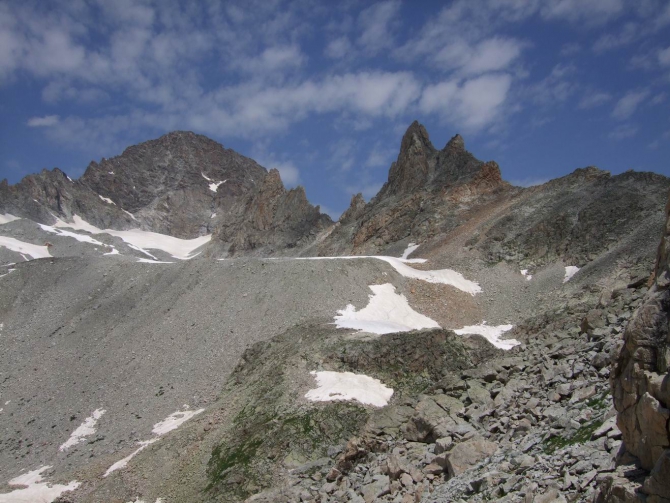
[401,121,434,153]
[444,134,465,152]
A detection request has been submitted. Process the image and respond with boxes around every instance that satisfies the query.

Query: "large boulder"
[609,190,670,499]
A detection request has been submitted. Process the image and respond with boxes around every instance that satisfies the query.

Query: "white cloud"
[608,124,638,140]
[234,45,305,75]
[612,90,649,119]
[27,115,60,127]
[420,73,513,130]
[434,37,526,76]
[364,145,394,168]
[541,0,625,24]
[325,36,353,59]
[274,162,300,187]
[592,22,639,52]
[578,91,612,109]
[659,46,670,67]
[529,63,577,105]
[651,93,667,105]
[560,42,581,56]
[357,0,401,55]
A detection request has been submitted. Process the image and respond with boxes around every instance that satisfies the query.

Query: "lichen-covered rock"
[609,189,670,498]
[445,436,498,478]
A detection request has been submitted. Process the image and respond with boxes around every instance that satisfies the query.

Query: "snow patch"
[334,283,439,335]
[564,266,580,283]
[454,323,520,350]
[104,407,203,477]
[59,408,106,451]
[104,439,157,477]
[137,258,174,264]
[282,256,481,295]
[305,371,393,407]
[123,210,138,221]
[401,242,420,260]
[520,269,532,281]
[210,213,216,219]
[39,224,105,246]
[53,215,210,260]
[202,173,227,192]
[0,466,79,503]
[152,408,204,436]
[103,248,120,256]
[98,195,116,205]
[0,214,21,225]
[0,237,51,260]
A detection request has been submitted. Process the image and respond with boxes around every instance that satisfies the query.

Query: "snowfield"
[0,214,21,225]
[305,371,394,407]
[53,215,210,259]
[454,323,520,350]
[334,283,440,335]
[0,236,51,260]
[0,466,79,503]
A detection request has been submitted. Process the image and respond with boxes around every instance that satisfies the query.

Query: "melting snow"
[39,224,105,246]
[202,173,227,192]
[520,269,532,281]
[401,242,420,260]
[284,256,481,295]
[123,209,138,221]
[454,323,520,350]
[136,258,174,264]
[105,407,203,477]
[98,195,116,205]
[564,266,580,283]
[103,247,120,255]
[0,214,21,225]
[104,439,158,477]
[0,466,79,503]
[305,371,393,407]
[0,237,51,260]
[152,408,204,436]
[59,409,106,451]
[334,283,439,335]
[53,215,210,260]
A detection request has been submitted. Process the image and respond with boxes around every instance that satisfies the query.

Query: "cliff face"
[214,169,333,256]
[81,131,267,238]
[607,190,670,499]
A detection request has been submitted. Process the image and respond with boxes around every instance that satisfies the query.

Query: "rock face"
[214,169,332,256]
[318,122,510,256]
[0,168,137,230]
[606,190,670,499]
[81,131,267,237]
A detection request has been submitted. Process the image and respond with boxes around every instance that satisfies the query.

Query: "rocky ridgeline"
[238,276,651,503]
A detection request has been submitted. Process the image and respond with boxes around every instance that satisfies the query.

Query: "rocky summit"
[0,122,669,503]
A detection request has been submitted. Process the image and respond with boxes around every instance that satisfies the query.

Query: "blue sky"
[1,0,669,218]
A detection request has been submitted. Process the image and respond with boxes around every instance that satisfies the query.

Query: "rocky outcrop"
[215,169,333,256]
[318,121,511,255]
[477,169,670,268]
[601,190,670,500]
[81,131,267,237]
[0,168,136,230]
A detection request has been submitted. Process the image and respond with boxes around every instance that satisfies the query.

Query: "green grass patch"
[543,418,604,454]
